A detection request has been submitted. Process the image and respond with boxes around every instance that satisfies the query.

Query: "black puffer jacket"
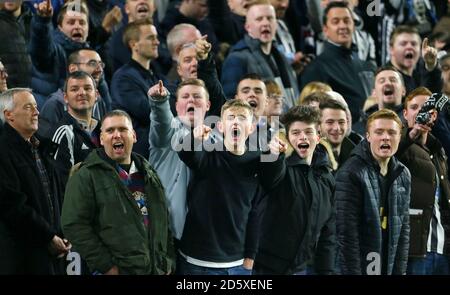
[256,146,336,274]
[335,140,411,275]
[0,6,33,88]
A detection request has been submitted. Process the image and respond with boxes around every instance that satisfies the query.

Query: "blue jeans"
[178,257,252,275]
[407,252,449,275]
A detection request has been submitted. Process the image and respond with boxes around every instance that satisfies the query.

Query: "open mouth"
[383,86,394,96]
[72,32,83,40]
[380,144,391,151]
[232,128,241,140]
[137,5,149,14]
[298,143,309,151]
[405,52,414,59]
[113,142,124,152]
[261,29,271,37]
[248,100,258,108]
[187,106,195,113]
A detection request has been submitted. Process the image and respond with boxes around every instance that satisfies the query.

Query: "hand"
[195,35,211,61]
[193,124,211,141]
[102,6,123,33]
[148,80,169,99]
[409,123,432,145]
[48,235,71,257]
[268,136,287,155]
[422,38,438,71]
[104,265,119,275]
[243,258,254,270]
[292,52,313,74]
[34,0,53,18]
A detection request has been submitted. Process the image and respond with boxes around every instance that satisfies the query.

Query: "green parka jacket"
[61,149,175,274]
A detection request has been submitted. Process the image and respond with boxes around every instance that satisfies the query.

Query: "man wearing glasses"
[39,49,111,136]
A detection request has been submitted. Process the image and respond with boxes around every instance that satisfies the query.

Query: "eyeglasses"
[75,60,105,69]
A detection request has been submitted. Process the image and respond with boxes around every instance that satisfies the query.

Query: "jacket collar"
[2,122,58,156]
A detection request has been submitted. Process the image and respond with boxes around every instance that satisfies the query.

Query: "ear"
[100,131,105,146]
[366,131,370,142]
[132,130,137,143]
[403,108,407,119]
[63,93,69,104]
[322,24,328,37]
[3,109,12,122]
[68,64,78,73]
[205,99,211,112]
[95,89,100,101]
[129,40,137,52]
[176,64,182,77]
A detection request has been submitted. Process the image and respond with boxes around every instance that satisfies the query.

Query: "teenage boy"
[254,105,336,274]
[176,99,285,275]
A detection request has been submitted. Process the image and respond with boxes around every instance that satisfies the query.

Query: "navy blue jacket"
[111,59,164,158]
[30,15,89,107]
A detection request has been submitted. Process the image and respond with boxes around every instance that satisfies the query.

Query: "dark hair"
[323,1,352,25]
[389,25,419,47]
[238,73,264,83]
[281,105,321,134]
[123,18,154,49]
[319,99,347,112]
[63,71,97,93]
[100,110,133,131]
[375,65,405,88]
[67,48,97,67]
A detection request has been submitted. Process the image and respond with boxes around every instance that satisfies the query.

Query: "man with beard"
[336,109,410,275]
[387,25,442,94]
[353,66,406,135]
[30,0,90,108]
[39,48,111,134]
[222,0,298,110]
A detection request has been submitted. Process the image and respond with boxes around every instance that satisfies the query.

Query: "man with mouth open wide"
[386,25,442,94]
[61,110,175,275]
[396,87,450,275]
[335,109,411,275]
[176,99,285,275]
[254,105,336,275]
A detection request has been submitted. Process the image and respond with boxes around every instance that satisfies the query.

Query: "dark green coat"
[61,149,175,274]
